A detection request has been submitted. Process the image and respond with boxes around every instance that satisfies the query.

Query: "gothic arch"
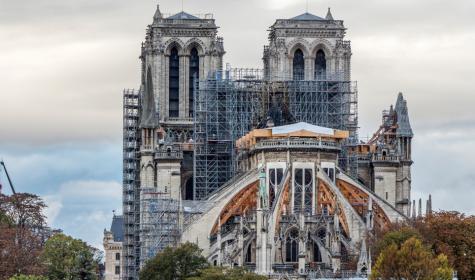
[284,227,299,262]
[164,38,185,55]
[287,39,311,58]
[184,38,206,55]
[310,39,333,58]
[292,48,305,80]
[168,47,180,118]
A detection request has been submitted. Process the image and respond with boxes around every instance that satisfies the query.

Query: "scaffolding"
[139,190,180,267]
[194,69,359,200]
[122,89,141,279]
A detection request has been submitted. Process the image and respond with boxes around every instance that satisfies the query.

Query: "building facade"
[103,215,124,280]
[121,6,413,279]
[263,9,351,82]
[182,123,407,277]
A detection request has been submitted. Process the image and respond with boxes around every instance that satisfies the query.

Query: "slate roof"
[110,215,124,242]
[167,11,200,20]
[290,12,325,21]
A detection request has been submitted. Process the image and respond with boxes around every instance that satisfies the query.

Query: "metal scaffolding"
[139,190,180,267]
[193,69,359,200]
[122,89,141,279]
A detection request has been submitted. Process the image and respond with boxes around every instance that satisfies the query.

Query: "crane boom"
[0,161,16,194]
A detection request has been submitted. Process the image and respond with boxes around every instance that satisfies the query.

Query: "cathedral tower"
[123,6,225,279]
[142,5,224,123]
[263,8,351,81]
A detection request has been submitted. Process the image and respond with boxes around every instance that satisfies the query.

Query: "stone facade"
[181,124,407,278]
[263,10,351,81]
[141,7,224,122]
[103,215,123,280]
[350,93,413,216]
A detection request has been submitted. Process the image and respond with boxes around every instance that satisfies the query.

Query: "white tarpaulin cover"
[271,122,334,136]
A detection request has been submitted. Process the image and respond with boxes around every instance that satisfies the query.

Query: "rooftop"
[271,122,334,136]
[110,215,124,242]
[290,12,325,21]
[236,122,349,150]
[167,11,201,20]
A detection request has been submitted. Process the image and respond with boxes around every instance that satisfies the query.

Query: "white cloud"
[59,180,122,199]
[42,195,63,225]
[42,179,122,250]
[264,0,302,10]
[411,122,475,215]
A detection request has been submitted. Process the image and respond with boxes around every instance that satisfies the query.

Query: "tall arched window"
[303,168,313,214]
[184,177,193,200]
[293,49,305,80]
[146,67,153,101]
[285,229,299,262]
[312,241,322,262]
[169,47,180,118]
[315,50,326,79]
[293,169,303,212]
[189,47,199,118]
[245,244,253,263]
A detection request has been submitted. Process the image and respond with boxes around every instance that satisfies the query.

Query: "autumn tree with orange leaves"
[414,211,475,280]
[0,193,47,279]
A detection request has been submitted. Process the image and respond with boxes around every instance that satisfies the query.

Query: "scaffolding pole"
[122,89,141,279]
[194,69,359,200]
[139,190,180,267]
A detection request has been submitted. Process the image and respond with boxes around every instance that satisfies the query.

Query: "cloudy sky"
[1,0,474,249]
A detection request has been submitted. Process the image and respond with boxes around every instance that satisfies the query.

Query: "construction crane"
[0,161,16,194]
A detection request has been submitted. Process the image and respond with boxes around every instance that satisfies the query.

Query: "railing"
[372,154,400,162]
[215,68,350,82]
[160,13,214,20]
[155,151,183,159]
[164,117,193,123]
[252,138,340,151]
[275,18,344,26]
[141,145,153,151]
[304,214,334,223]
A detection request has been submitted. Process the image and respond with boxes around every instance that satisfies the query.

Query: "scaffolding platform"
[193,69,359,200]
[139,189,180,266]
[122,89,141,277]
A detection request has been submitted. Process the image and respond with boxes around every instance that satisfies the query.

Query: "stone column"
[298,212,306,276]
[256,209,271,274]
[238,217,244,266]
[199,54,205,80]
[179,55,188,119]
[217,218,222,265]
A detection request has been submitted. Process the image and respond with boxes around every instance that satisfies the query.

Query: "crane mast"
[0,161,16,194]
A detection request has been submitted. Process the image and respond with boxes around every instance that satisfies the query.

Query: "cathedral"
[121,5,414,279]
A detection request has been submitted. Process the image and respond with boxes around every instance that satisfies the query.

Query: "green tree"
[139,242,208,280]
[371,237,453,280]
[434,254,454,280]
[188,267,267,280]
[41,233,100,280]
[8,275,48,280]
[373,226,420,259]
